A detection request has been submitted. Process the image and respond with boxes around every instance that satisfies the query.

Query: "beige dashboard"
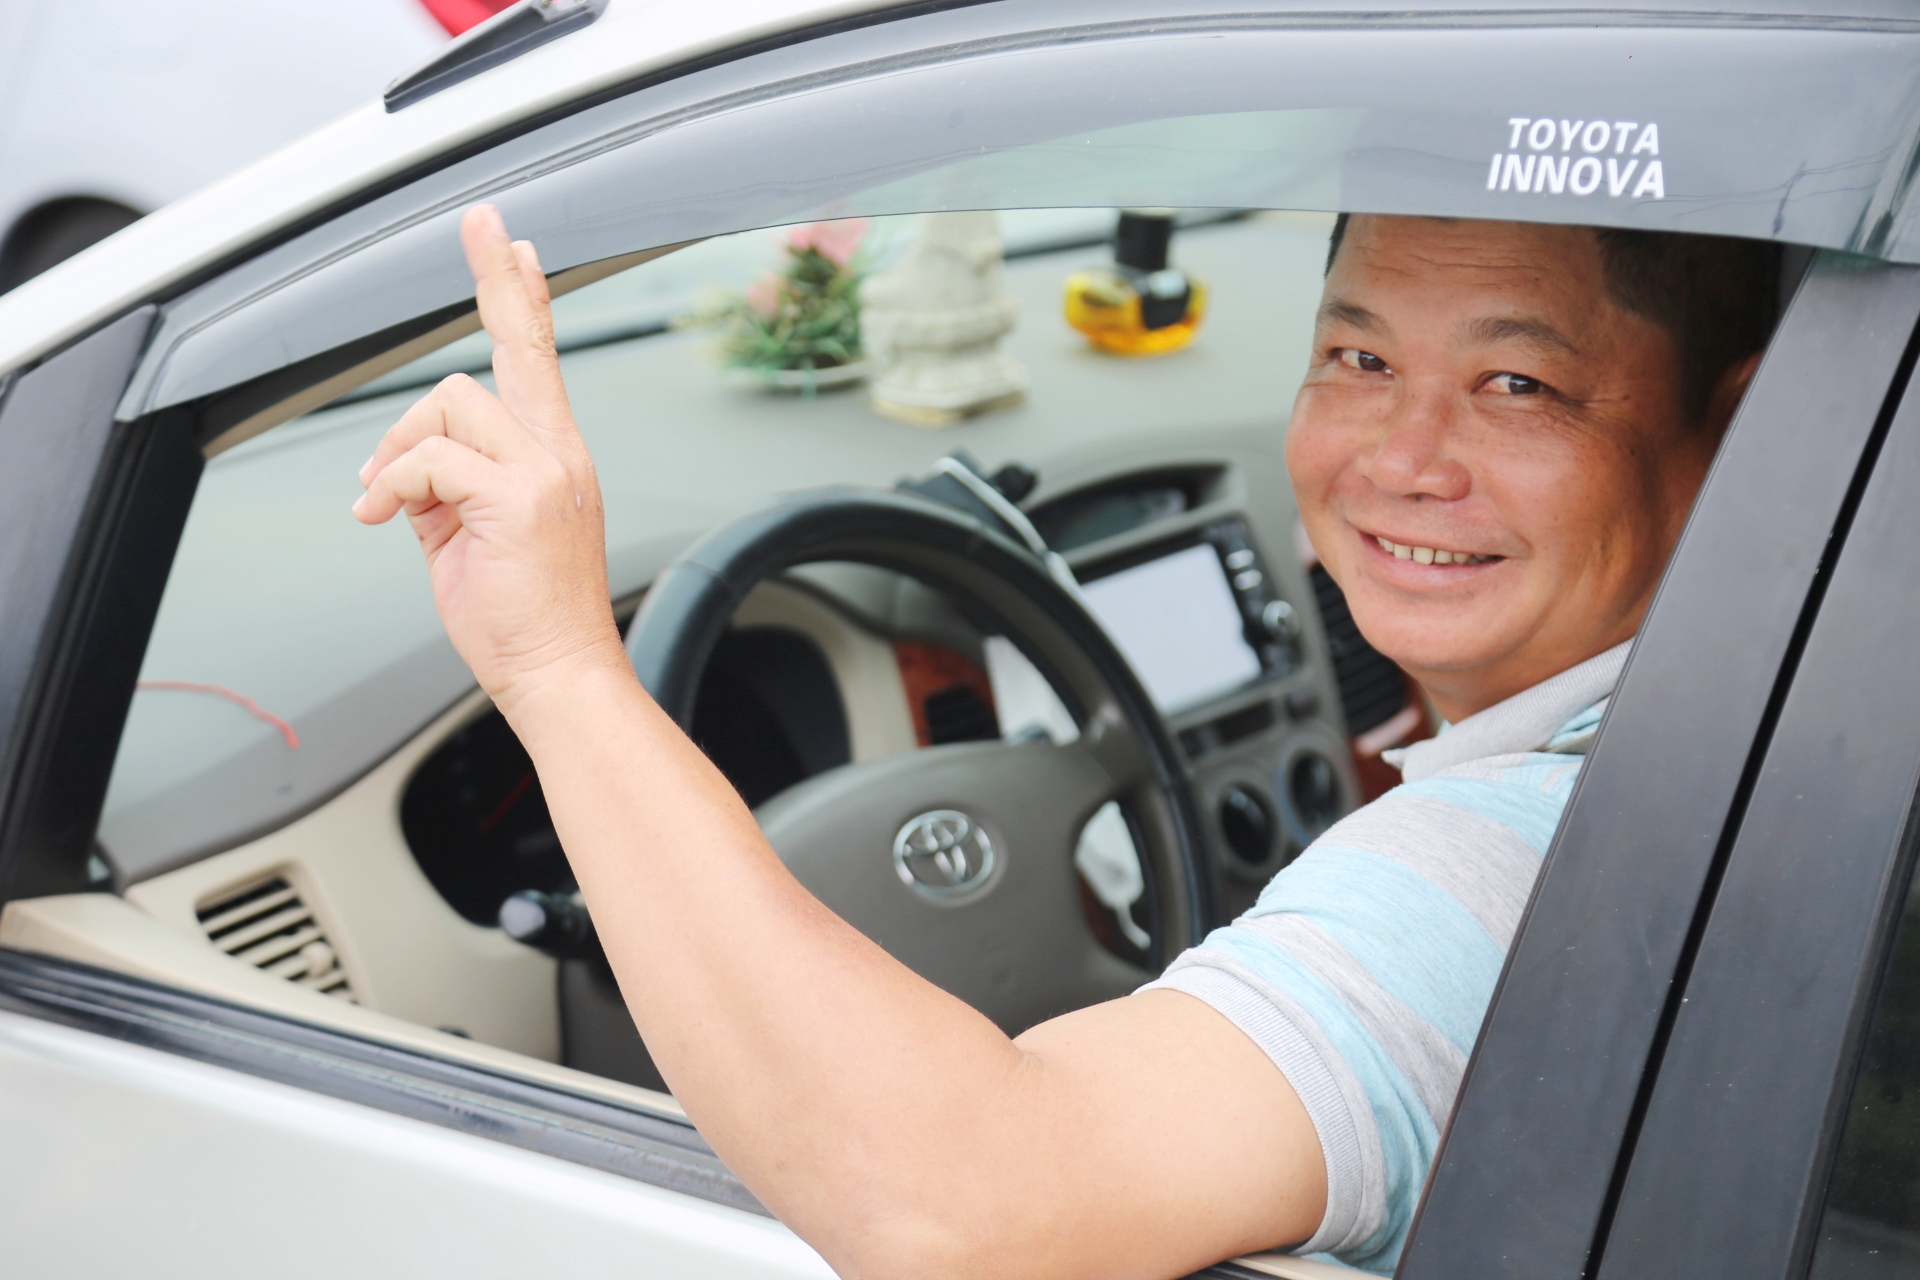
[0,577,926,1118]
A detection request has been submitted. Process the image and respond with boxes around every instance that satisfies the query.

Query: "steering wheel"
[627,488,1212,1035]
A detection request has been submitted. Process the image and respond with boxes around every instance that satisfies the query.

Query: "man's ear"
[1705,351,1764,438]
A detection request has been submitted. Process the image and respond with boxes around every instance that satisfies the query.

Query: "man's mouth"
[1370,535,1500,567]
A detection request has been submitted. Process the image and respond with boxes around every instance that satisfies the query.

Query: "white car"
[0,3,1917,1278]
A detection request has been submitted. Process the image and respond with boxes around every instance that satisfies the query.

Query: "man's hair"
[1324,213,1784,423]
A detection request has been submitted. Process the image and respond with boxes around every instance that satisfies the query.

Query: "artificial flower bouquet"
[688,219,869,389]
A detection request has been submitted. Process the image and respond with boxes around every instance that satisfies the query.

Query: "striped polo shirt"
[1148,641,1630,1275]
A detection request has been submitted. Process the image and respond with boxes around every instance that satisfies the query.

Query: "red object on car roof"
[418,0,517,37]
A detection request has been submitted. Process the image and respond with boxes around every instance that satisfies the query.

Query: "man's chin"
[1346,614,1523,682]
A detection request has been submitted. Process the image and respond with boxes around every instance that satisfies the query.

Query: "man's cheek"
[1284,402,1353,495]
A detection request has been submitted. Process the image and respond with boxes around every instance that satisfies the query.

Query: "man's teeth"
[1374,536,1494,566]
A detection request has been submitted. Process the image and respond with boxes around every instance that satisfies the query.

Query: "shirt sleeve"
[1143,755,1580,1274]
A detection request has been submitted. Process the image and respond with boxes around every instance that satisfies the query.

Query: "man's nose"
[1365,382,1472,502]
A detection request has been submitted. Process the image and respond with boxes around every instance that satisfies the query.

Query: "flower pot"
[726,359,869,394]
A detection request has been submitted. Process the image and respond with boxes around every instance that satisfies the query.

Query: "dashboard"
[399,457,1412,962]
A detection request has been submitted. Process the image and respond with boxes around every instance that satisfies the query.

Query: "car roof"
[0,0,1910,383]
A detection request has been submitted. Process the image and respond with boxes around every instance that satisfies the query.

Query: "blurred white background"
[0,0,513,293]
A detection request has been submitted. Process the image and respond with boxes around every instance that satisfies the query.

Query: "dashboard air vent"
[1309,563,1409,736]
[196,876,354,1001]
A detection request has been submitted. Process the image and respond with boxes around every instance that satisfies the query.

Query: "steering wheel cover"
[627,486,1215,961]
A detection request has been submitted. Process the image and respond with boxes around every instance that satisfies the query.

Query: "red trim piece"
[893,641,997,748]
[135,681,300,750]
[416,0,515,37]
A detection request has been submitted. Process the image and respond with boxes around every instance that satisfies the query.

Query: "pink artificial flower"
[744,273,781,318]
[787,218,868,267]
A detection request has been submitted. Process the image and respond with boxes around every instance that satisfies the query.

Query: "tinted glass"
[121,3,1920,423]
[1812,863,1920,1278]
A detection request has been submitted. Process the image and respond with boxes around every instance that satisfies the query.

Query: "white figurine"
[862,211,1027,426]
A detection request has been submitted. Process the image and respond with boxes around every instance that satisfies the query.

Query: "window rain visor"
[120,4,1920,425]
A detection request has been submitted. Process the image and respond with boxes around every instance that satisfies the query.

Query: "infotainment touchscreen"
[1079,543,1263,712]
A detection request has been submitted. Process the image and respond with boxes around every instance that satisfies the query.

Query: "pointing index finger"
[461,204,573,440]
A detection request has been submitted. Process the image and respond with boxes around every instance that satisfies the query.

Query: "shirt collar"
[1382,639,1632,783]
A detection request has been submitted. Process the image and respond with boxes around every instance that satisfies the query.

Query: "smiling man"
[354,209,1779,1278]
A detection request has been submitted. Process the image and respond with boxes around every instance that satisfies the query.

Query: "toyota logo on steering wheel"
[892,810,997,900]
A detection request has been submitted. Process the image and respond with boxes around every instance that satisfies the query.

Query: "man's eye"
[1339,348,1389,373]
[1487,372,1544,396]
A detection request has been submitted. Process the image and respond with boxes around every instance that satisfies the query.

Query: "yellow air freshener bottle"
[1064,209,1208,357]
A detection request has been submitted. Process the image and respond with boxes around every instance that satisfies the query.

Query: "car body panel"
[0,1007,828,1279]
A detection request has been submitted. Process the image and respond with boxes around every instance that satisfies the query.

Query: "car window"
[101,206,1338,881]
[1811,857,1920,1277]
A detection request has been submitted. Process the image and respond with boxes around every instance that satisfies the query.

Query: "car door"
[6,4,1920,1279]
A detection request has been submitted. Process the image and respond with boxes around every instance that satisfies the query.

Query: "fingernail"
[357,455,374,484]
[515,239,542,271]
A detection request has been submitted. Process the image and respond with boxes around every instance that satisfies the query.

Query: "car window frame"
[0,308,193,906]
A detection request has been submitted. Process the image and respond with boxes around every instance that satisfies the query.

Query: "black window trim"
[0,309,182,906]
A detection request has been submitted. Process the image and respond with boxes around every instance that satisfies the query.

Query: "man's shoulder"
[1304,750,1582,858]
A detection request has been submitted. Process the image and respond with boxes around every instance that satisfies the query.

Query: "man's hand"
[352,204,625,714]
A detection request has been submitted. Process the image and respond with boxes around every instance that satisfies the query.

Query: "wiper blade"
[385,0,609,113]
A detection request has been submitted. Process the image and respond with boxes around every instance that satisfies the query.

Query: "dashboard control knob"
[1281,751,1343,844]
[1262,598,1302,641]
[1218,783,1277,868]
[499,889,600,960]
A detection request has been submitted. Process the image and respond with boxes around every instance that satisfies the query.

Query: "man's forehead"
[1342,213,1603,270]
[1321,216,1608,353]
[1316,294,1583,359]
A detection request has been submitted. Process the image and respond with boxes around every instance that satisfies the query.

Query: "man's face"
[1286,216,1723,719]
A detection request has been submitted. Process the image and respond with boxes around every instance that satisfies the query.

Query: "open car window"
[101,208,1337,878]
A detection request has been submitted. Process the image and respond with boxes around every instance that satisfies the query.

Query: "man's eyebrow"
[1458,315,1581,358]
[1316,297,1386,335]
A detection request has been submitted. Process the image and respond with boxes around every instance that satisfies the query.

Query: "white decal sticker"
[1490,117,1664,200]
[1569,156,1602,195]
